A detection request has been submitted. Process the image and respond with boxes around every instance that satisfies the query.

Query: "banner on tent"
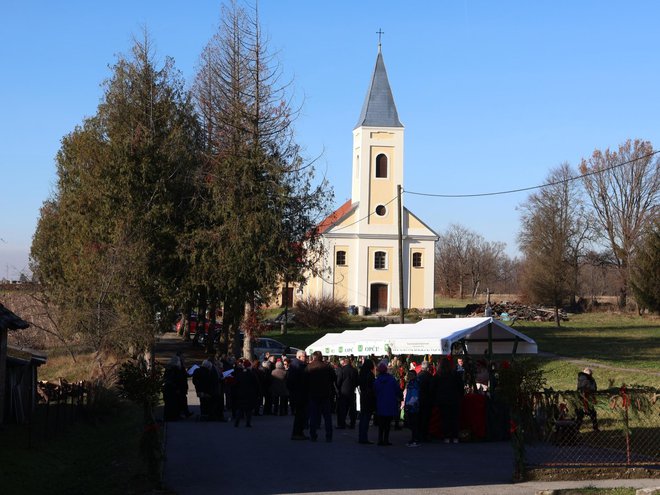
[389,339,446,355]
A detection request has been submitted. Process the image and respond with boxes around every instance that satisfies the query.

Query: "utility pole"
[397,184,405,324]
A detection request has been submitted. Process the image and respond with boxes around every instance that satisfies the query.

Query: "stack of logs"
[466,302,569,322]
[37,378,88,405]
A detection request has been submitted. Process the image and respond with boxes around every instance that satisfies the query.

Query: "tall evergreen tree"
[192,1,331,357]
[31,32,201,365]
[630,219,660,313]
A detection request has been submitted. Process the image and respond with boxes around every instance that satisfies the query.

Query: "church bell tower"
[351,44,404,235]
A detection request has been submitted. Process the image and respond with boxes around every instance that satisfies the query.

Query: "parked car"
[239,335,299,360]
[175,315,221,340]
[263,311,297,331]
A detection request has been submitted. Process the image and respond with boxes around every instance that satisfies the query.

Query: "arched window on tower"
[375,154,388,178]
[412,252,422,268]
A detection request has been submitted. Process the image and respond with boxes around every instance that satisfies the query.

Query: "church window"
[336,250,346,266]
[374,251,386,269]
[412,252,422,268]
[375,154,388,178]
[375,205,386,216]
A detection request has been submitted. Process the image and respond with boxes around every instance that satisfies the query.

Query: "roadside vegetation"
[0,402,152,495]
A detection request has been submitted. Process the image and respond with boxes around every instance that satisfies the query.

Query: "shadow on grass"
[0,403,154,495]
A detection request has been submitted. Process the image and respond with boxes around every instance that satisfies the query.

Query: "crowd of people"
[163,348,495,447]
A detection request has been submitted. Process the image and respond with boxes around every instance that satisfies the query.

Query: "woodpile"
[37,378,88,404]
[465,302,569,322]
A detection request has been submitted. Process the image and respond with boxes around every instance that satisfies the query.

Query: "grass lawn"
[535,357,658,390]
[515,313,660,370]
[0,403,155,495]
[39,348,112,382]
[517,313,659,390]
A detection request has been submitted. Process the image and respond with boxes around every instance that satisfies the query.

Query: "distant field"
[516,313,659,390]
[434,293,523,308]
[515,313,660,371]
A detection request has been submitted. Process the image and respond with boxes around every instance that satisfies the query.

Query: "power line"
[324,149,659,232]
[405,150,660,199]
[332,194,399,232]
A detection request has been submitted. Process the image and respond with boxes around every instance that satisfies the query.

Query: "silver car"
[251,337,299,360]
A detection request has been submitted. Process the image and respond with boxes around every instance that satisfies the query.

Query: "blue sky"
[2,1,660,279]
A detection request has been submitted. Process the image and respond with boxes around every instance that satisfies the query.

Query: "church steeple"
[355,47,403,129]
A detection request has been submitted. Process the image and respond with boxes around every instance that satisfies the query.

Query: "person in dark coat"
[163,356,185,421]
[404,369,421,447]
[374,361,400,446]
[287,350,308,440]
[335,356,359,429]
[358,358,376,444]
[192,357,221,420]
[305,351,335,442]
[234,359,259,427]
[252,358,266,416]
[417,360,434,442]
[433,357,464,443]
[175,352,193,418]
[576,367,599,431]
[262,357,275,415]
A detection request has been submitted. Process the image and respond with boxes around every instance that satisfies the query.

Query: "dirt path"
[538,351,660,377]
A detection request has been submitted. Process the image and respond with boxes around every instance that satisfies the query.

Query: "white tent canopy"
[305,317,537,357]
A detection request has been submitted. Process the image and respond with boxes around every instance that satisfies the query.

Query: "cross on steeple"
[376,28,384,50]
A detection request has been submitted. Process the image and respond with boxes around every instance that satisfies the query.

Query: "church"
[290,45,438,313]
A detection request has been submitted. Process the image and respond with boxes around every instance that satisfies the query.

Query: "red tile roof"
[317,199,354,234]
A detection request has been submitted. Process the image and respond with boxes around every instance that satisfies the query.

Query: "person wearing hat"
[374,362,401,446]
[576,367,599,431]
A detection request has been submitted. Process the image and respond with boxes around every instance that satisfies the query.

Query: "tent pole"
[512,336,519,360]
[487,321,494,391]
[487,321,493,361]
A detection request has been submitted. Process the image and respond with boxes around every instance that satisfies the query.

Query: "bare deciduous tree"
[579,139,660,308]
[435,224,510,300]
[518,163,592,326]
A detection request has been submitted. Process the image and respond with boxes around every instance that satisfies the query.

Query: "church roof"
[355,48,403,129]
[317,199,356,234]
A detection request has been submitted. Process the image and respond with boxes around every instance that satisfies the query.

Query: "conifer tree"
[31,32,201,365]
[630,219,660,313]
[192,1,331,357]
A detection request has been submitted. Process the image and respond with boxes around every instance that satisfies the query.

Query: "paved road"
[163,390,658,495]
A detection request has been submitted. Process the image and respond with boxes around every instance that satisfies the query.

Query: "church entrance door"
[370,283,388,313]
